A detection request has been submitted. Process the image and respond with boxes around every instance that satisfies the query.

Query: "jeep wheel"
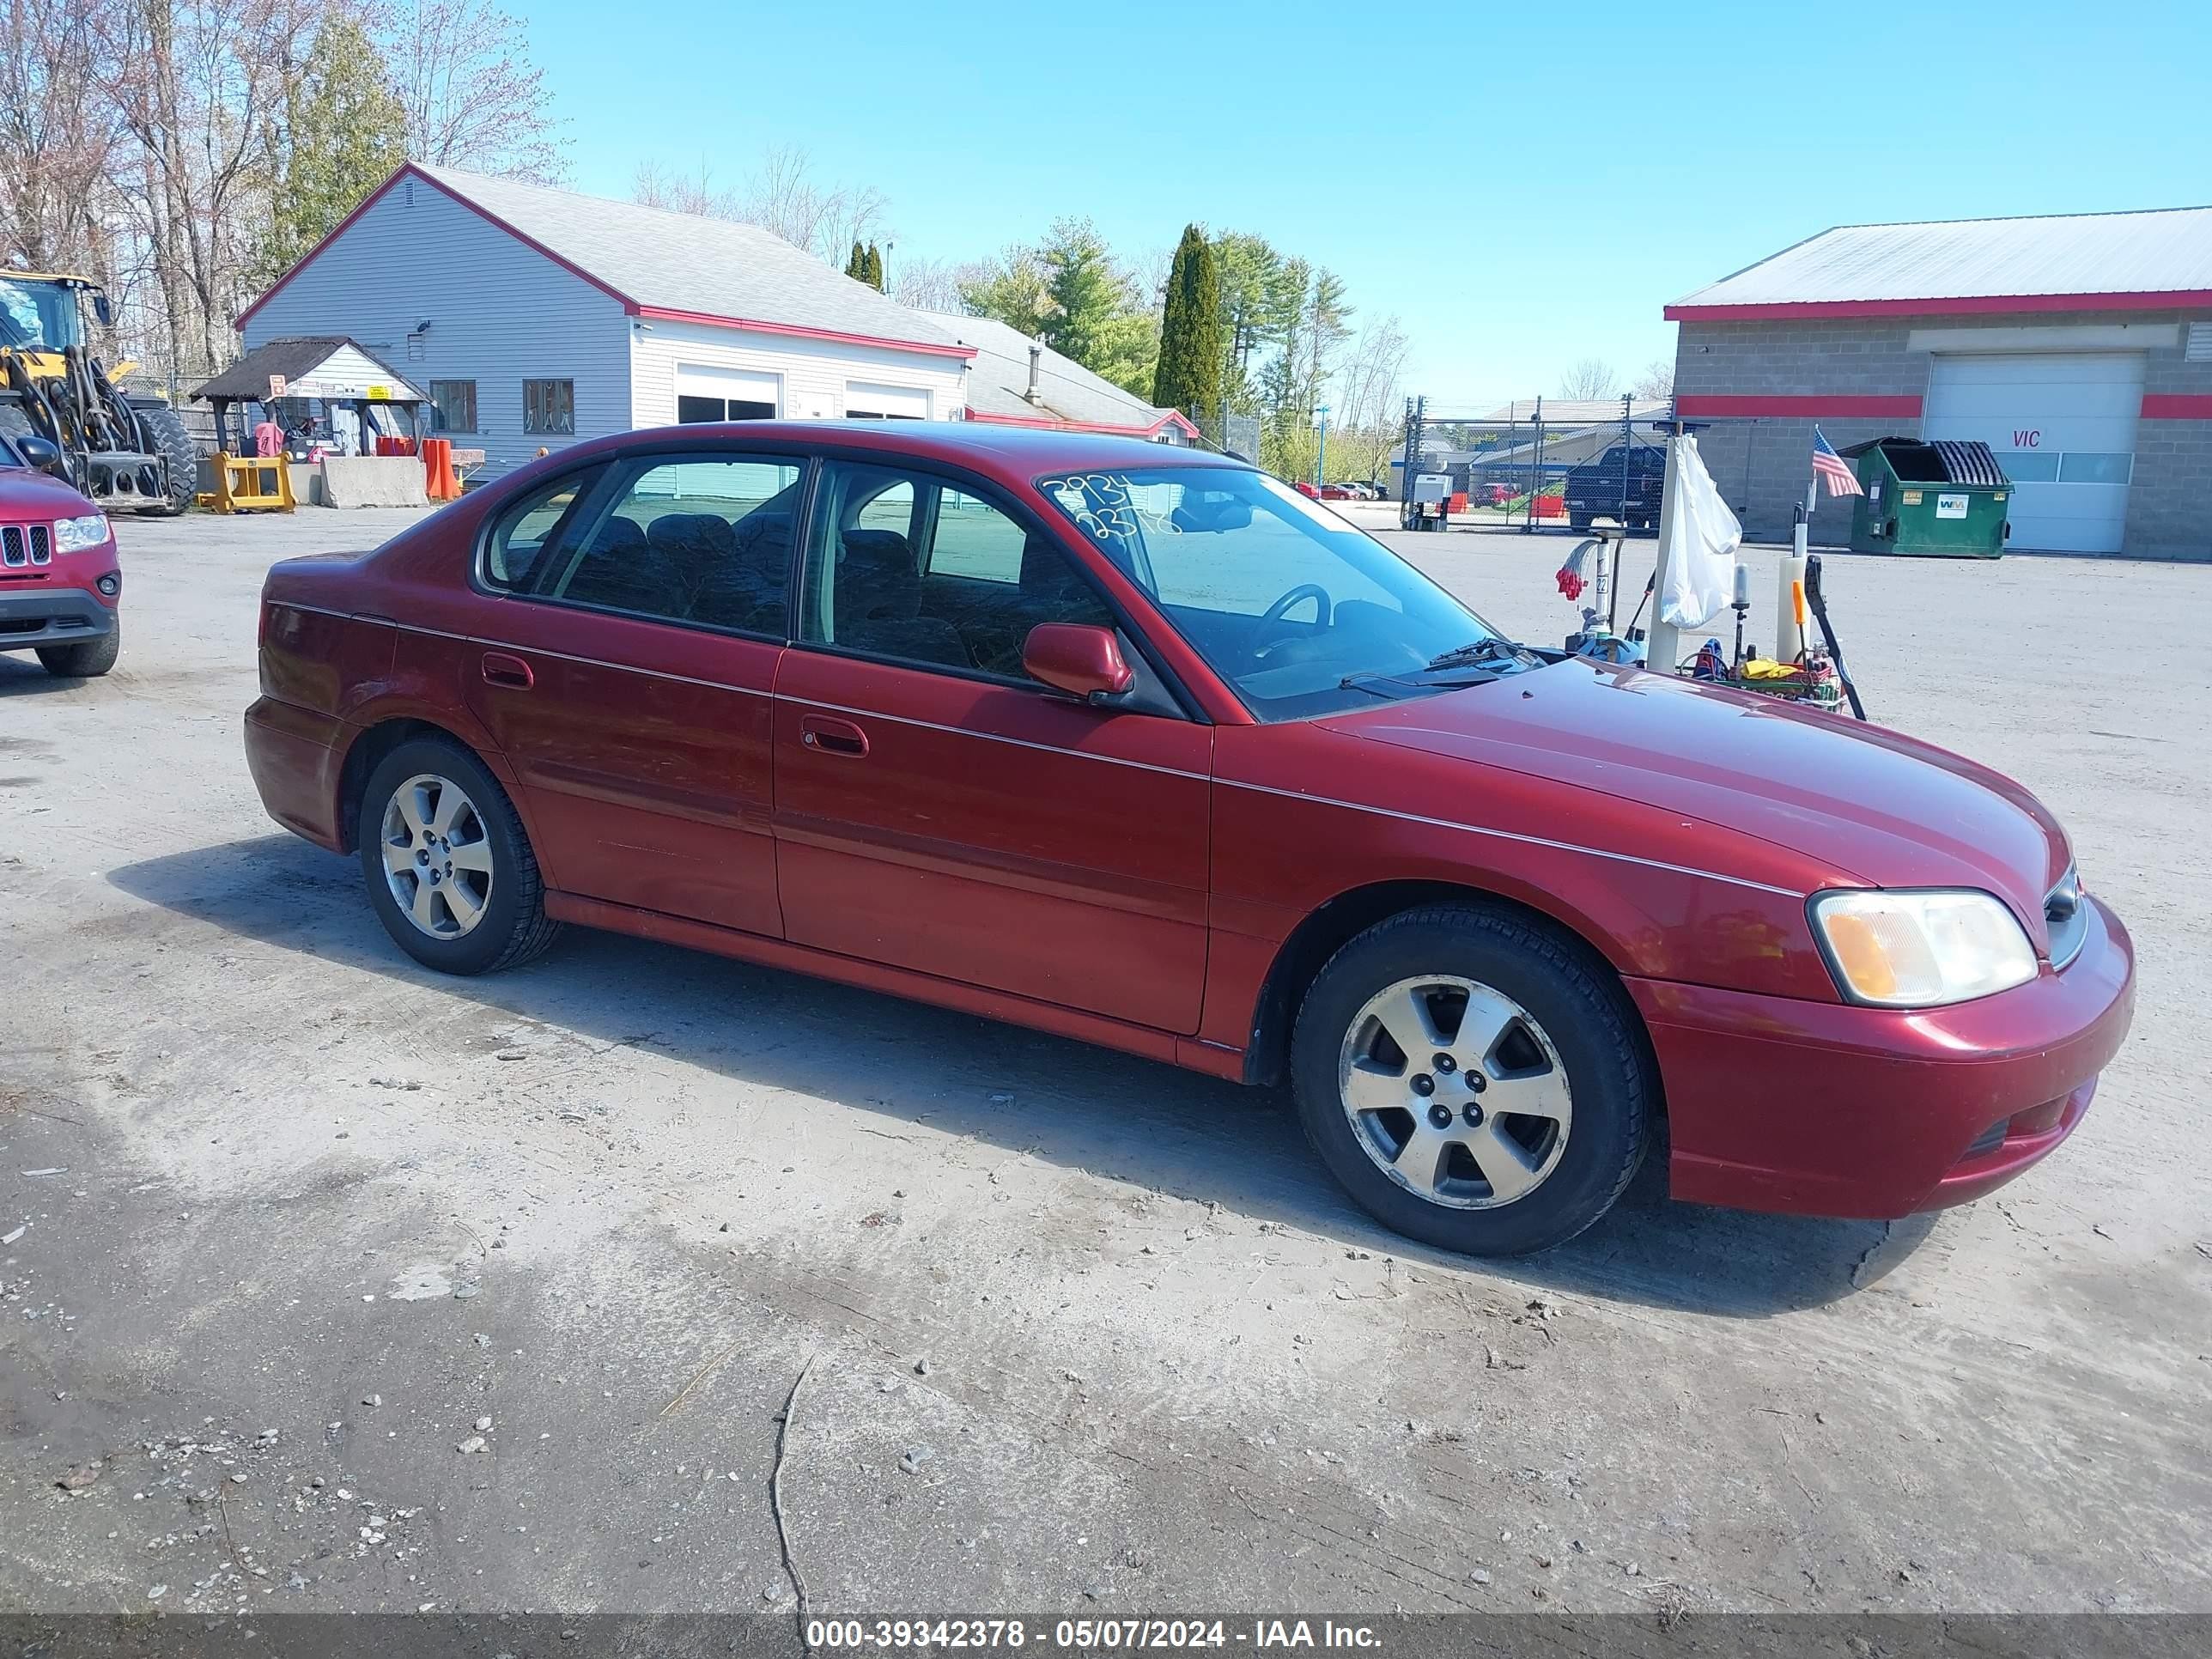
[359,737,561,975]
[36,618,119,678]
[1289,902,1651,1255]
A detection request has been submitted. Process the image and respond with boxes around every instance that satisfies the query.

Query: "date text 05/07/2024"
[803,1619,1384,1650]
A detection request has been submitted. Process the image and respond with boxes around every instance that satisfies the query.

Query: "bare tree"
[630,143,892,266]
[387,0,567,183]
[631,156,742,219]
[1632,356,1674,400]
[1329,314,1409,480]
[890,255,964,313]
[1559,356,1618,401]
[98,0,318,378]
[736,143,890,264]
[0,0,122,277]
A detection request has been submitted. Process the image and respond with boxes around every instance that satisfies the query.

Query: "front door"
[771,457,1212,1034]
[462,449,803,937]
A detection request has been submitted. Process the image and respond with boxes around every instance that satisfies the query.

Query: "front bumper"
[1628,896,2135,1219]
[0,585,113,652]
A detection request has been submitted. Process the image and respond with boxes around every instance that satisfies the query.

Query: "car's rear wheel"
[359,737,561,975]
[37,619,119,678]
[1289,902,1650,1255]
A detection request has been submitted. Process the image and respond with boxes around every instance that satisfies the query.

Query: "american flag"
[1812,427,1864,497]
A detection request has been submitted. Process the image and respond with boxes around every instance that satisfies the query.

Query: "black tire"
[358,736,561,975]
[36,617,119,678]
[134,401,198,514]
[1288,902,1651,1256]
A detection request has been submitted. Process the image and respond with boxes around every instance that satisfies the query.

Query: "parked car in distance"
[1565,442,1666,532]
[244,422,2134,1256]
[1317,483,1355,501]
[1291,479,1321,499]
[0,431,123,678]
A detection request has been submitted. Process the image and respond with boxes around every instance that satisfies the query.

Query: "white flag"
[1657,434,1743,629]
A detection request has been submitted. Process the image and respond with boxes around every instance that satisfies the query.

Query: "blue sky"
[524,0,2209,407]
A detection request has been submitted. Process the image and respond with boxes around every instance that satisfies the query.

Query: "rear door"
[462,449,802,937]
[770,456,1212,1034]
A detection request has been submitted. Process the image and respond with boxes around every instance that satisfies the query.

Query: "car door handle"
[799,714,868,757]
[481,652,534,690]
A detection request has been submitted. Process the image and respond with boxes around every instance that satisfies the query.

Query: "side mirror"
[92,292,113,327]
[16,434,65,476]
[1023,623,1134,704]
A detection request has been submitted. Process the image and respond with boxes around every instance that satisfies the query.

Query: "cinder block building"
[1668,208,2212,559]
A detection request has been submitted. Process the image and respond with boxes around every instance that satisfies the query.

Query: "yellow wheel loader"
[0,273,196,514]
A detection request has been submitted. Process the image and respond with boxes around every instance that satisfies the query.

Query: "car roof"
[554,420,1245,486]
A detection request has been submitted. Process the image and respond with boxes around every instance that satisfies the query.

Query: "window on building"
[676,394,777,422]
[799,461,1115,678]
[843,382,930,420]
[428,380,477,434]
[524,379,575,435]
[2057,452,2134,486]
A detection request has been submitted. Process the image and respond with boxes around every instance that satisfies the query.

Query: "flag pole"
[1779,428,1820,662]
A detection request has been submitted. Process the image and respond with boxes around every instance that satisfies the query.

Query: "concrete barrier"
[319,454,428,509]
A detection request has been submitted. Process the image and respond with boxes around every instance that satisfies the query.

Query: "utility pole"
[1314,403,1330,488]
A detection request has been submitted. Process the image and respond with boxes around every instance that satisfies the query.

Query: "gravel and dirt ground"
[3,503,2209,1621]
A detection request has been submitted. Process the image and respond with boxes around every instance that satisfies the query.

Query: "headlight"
[54,513,111,554]
[1809,889,2038,1008]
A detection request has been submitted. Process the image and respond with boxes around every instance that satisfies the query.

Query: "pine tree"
[1039,217,1132,370]
[1152,224,1223,428]
[845,240,868,282]
[863,242,884,291]
[252,16,409,290]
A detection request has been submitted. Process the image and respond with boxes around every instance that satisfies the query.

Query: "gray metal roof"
[414,165,964,353]
[918,309,1185,431]
[1670,205,2212,313]
[1468,398,1670,425]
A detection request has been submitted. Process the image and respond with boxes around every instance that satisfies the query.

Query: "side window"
[800,463,1115,679]
[483,465,607,591]
[524,453,801,634]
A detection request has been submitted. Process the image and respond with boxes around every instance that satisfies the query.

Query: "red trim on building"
[963,406,1200,441]
[1666,290,2212,322]
[2141,393,2212,420]
[633,306,975,360]
[239,163,637,328]
[1674,394,1923,419]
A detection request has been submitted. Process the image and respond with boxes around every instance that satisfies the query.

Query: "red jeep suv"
[0,433,122,678]
[242,423,2132,1255]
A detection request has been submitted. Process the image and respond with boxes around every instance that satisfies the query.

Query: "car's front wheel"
[36,619,119,678]
[1289,903,1651,1255]
[358,737,561,975]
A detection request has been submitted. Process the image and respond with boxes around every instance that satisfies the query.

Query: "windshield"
[0,278,82,353]
[1036,465,1517,720]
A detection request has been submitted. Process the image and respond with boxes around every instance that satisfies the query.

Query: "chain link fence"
[1396,395,1674,532]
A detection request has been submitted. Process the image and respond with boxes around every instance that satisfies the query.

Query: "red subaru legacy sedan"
[244,423,2133,1255]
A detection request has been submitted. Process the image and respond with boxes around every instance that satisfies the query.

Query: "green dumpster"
[1842,437,2010,558]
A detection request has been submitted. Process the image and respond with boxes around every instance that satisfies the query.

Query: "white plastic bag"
[1656,434,1742,629]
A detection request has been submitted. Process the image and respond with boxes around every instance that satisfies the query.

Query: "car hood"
[1318,659,2069,933]
[0,466,99,519]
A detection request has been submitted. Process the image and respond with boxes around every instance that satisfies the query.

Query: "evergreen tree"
[1039,217,1133,370]
[1152,224,1223,428]
[252,16,409,289]
[845,240,868,282]
[863,242,884,290]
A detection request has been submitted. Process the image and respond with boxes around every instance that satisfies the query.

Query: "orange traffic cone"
[438,439,460,500]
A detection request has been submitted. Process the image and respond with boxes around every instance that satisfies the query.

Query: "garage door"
[1923,353,2142,554]
[675,363,780,422]
[844,381,932,420]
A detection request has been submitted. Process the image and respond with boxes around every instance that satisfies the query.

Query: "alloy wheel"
[379,773,496,940]
[1336,975,1573,1209]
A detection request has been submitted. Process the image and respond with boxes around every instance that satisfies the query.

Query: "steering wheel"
[1261,582,1333,629]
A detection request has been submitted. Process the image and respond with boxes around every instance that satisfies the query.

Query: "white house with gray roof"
[240,163,977,477]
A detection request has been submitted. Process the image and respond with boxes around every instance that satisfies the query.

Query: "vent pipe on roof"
[1026,340,1045,404]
